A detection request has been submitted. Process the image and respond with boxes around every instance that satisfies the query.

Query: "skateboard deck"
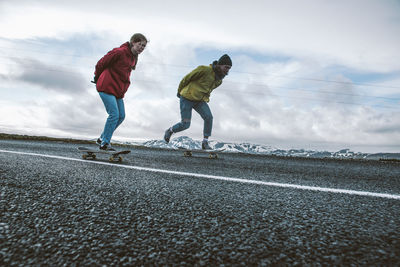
[178,147,225,159]
[78,146,131,162]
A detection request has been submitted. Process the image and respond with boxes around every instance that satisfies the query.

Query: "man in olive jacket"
[164,54,232,149]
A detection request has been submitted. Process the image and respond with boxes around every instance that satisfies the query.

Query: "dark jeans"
[172,96,213,137]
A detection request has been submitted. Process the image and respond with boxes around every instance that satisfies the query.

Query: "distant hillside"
[141,136,400,161]
[0,133,88,143]
[1,133,399,161]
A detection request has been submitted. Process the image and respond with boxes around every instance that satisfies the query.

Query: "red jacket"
[95,42,137,99]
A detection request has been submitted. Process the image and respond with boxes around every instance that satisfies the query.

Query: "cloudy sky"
[1,0,399,153]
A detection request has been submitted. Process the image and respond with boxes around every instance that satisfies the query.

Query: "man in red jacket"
[93,33,147,150]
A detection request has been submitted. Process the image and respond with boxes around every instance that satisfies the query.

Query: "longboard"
[78,146,131,162]
[178,147,225,159]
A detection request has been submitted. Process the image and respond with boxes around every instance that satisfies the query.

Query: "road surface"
[1,139,399,265]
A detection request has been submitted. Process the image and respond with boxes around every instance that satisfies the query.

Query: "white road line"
[1,149,400,200]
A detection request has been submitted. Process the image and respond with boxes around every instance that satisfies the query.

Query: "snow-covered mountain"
[142,136,276,154]
[135,136,400,160]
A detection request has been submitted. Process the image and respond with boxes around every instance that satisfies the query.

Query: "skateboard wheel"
[118,156,122,162]
[92,155,96,159]
[82,155,87,159]
[184,151,192,157]
[209,153,218,159]
[109,156,114,162]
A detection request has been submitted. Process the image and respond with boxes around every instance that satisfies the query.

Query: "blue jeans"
[99,92,125,145]
[172,96,213,137]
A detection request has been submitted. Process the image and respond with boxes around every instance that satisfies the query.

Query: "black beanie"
[217,54,232,66]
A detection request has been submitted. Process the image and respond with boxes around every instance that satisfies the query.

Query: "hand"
[91,76,98,84]
[177,92,181,98]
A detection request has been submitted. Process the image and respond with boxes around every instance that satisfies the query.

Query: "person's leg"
[171,97,195,133]
[165,97,195,143]
[99,92,120,146]
[114,98,125,130]
[194,101,213,149]
[194,101,213,138]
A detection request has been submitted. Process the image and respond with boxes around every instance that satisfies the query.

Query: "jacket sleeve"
[94,48,122,78]
[178,66,206,94]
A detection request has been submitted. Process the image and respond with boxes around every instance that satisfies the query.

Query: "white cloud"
[2,0,399,71]
[8,58,86,92]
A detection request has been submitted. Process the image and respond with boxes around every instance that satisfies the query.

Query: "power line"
[139,62,400,90]
[1,46,400,90]
[233,71,400,90]
[217,89,399,110]
[223,81,400,101]
[128,79,400,110]
[2,58,398,102]
[0,46,95,59]
[0,57,399,110]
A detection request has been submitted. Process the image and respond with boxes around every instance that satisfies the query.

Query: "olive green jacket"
[178,65,222,102]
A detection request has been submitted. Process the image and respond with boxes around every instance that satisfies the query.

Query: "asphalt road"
[1,139,400,266]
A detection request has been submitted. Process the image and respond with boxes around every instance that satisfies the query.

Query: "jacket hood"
[120,41,130,49]
[121,42,138,70]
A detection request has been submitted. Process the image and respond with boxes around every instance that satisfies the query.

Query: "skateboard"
[77,147,131,162]
[178,147,225,159]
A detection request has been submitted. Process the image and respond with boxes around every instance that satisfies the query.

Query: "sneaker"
[100,144,116,151]
[96,138,102,146]
[202,140,212,150]
[164,128,173,143]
